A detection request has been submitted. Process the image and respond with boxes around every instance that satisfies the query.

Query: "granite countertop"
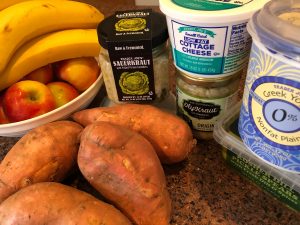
[0,0,300,224]
[1,135,300,225]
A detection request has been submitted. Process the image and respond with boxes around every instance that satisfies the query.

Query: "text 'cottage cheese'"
[159,0,269,77]
[239,0,300,173]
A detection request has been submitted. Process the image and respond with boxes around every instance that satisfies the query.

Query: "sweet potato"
[0,182,132,225]
[78,122,172,225]
[0,120,82,203]
[72,104,196,164]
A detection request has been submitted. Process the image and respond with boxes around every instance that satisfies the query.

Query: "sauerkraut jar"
[176,69,242,140]
[97,10,170,104]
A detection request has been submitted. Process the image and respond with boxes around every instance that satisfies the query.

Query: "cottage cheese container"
[239,0,300,173]
[159,0,269,78]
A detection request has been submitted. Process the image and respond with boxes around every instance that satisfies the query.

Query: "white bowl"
[0,74,104,137]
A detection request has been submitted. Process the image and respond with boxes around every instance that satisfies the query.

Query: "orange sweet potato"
[78,122,172,225]
[0,182,132,225]
[0,120,82,203]
[72,104,196,164]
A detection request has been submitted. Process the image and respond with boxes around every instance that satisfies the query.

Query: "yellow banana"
[0,29,101,91]
[0,0,68,11]
[0,0,104,73]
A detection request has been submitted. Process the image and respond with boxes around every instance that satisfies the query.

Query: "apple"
[0,93,9,124]
[3,80,56,122]
[23,64,54,84]
[55,57,99,92]
[47,81,79,108]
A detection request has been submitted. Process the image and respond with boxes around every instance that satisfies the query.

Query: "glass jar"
[99,43,169,104]
[97,10,170,104]
[176,69,242,140]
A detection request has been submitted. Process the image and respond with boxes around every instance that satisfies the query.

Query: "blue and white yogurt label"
[239,40,300,173]
[170,20,251,76]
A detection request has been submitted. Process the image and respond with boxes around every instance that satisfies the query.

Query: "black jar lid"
[97,10,169,50]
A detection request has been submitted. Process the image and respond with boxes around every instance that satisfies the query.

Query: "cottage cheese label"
[172,0,253,10]
[171,20,251,75]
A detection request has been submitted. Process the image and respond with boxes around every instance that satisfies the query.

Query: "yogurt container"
[239,0,300,173]
[159,0,269,77]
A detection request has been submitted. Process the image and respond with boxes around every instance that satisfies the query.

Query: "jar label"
[239,40,300,173]
[172,0,253,11]
[107,10,156,102]
[176,87,239,132]
[171,20,251,75]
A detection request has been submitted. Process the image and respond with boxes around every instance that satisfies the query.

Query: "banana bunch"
[0,0,104,91]
[0,0,68,11]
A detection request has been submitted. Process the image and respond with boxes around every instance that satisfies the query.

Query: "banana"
[0,29,101,91]
[0,0,104,73]
[0,0,68,11]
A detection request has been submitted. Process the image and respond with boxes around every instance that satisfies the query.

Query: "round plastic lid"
[97,11,169,50]
[159,0,269,23]
[249,0,300,61]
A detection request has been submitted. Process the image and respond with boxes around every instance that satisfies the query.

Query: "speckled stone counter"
[1,0,300,224]
[1,136,300,225]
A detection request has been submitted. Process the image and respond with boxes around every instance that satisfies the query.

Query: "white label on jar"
[171,20,251,75]
[176,87,239,132]
[172,0,253,11]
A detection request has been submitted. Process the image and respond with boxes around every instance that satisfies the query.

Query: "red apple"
[23,64,54,84]
[47,81,80,108]
[55,57,99,92]
[3,80,56,122]
[0,93,9,124]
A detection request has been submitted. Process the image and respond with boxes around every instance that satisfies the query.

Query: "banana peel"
[0,0,69,11]
[0,0,103,72]
[0,29,101,91]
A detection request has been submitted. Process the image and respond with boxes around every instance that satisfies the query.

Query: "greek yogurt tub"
[239,0,300,173]
[159,0,269,77]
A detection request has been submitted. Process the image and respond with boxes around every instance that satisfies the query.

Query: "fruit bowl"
[0,74,104,137]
